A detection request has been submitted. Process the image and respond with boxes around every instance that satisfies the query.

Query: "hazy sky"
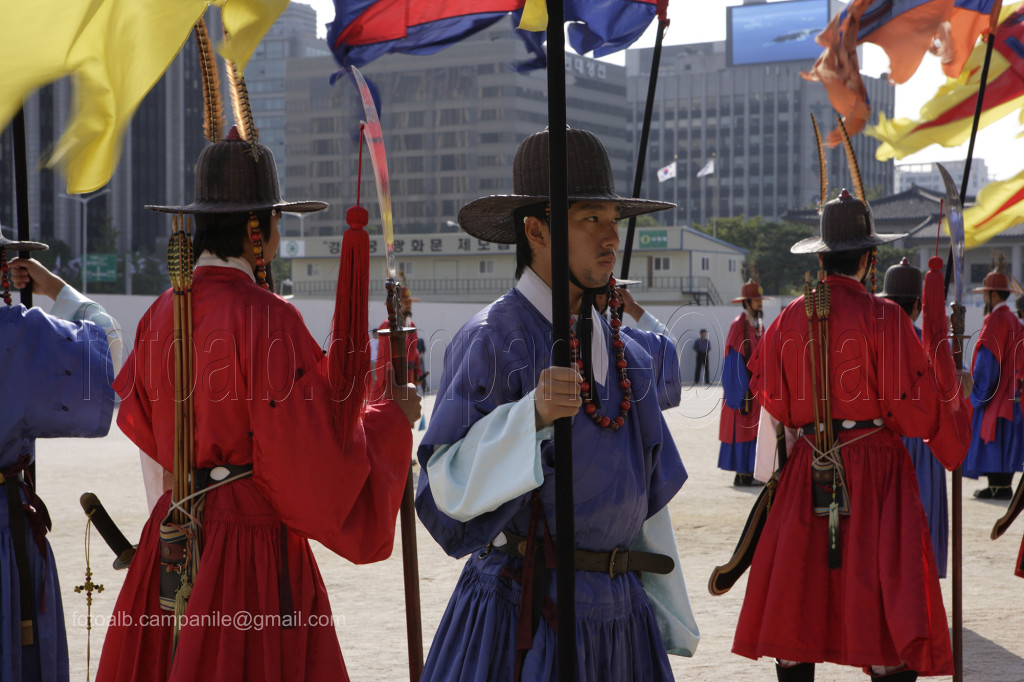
[303,0,1022,181]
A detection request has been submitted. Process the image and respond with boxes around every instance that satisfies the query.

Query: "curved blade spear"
[349,65,423,682]
[937,162,966,682]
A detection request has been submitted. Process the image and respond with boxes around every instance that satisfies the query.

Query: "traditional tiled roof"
[779,185,999,241]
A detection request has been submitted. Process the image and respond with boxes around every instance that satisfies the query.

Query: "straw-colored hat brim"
[459,194,674,244]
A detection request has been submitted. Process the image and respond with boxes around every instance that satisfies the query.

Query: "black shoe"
[974,486,1013,500]
[775,662,815,682]
[871,670,918,681]
[733,473,764,487]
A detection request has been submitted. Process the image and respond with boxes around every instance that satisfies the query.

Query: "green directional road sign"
[86,254,118,282]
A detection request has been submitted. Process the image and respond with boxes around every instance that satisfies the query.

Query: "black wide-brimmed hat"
[0,224,47,252]
[146,128,327,215]
[458,128,674,244]
[791,189,906,254]
[879,257,922,298]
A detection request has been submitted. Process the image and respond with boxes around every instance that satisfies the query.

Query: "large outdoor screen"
[727,0,829,67]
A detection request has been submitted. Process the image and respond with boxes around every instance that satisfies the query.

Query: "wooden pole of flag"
[942,21,999,682]
[621,11,669,280]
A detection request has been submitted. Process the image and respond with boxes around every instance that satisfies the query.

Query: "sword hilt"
[80,492,136,570]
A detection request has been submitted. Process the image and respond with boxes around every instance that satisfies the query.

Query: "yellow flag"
[0,0,287,194]
[866,1,1024,161]
[518,0,548,32]
[963,170,1024,248]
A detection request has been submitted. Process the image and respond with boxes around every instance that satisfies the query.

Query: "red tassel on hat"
[328,205,370,442]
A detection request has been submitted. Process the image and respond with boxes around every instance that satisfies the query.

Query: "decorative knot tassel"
[329,206,370,443]
[828,500,841,569]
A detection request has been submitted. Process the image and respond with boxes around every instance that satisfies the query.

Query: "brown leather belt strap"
[496,531,674,578]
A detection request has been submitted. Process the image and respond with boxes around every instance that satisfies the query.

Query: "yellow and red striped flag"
[963,170,1024,247]
[868,2,1024,161]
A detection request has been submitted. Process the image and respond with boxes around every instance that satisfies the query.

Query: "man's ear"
[523,216,548,251]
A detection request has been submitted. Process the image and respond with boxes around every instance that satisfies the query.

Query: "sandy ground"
[38,385,1024,681]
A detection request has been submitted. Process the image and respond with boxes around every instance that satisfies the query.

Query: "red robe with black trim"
[97,266,411,682]
[968,304,1023,444]
[733,275,968,675]
[718,312,761,445]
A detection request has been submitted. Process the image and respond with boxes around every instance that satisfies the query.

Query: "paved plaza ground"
[39,387,1024,681]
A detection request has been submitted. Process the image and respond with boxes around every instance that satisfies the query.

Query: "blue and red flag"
[328,0,664,70]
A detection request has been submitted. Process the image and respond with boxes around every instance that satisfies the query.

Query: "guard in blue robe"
[1,245,118,682]
[415,128,697,682]
[879,258,948,577]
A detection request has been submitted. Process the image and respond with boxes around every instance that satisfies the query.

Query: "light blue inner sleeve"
[426,388,553,522]
[631,504,700,657]
[49,284,125,372]
[636,310,668,335]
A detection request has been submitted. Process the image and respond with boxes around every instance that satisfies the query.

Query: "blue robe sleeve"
[634,310,668,335]
[2,307,114,451]
[970,345,1000,409]
[722,349,749,410]
[621,327,681,410]
[630,505,700,656]
[415,322,538,558]
[426,390,551,521]
[49,284,125,373]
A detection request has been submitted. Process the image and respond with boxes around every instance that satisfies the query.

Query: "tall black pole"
[621,18,668,280]
[941,28,997,682]
[13,109,32,309]
[546,0,576,679]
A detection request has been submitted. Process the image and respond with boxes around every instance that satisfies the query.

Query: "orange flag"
[868,3,1024,161]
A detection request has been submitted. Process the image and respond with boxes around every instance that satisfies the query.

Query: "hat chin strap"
[569,269,611,409]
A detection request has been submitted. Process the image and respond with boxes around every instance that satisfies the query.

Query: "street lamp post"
[288,212,309,237]
[60,189,110,295]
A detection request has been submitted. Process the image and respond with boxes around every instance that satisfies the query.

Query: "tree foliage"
[692,215,914,296]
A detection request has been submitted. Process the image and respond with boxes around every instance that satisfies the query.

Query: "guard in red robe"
[733,191,970,681]
[963,265,1024,499]
[95,132,419,682]
[718,280,766,486]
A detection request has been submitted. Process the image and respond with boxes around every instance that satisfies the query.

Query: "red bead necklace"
[570,277,632,430]
[1,248,11,306]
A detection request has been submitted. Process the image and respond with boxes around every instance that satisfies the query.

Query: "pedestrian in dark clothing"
[694,329,711,385]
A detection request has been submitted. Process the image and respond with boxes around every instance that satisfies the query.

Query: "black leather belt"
[799,418,884,437]
[189,462,293,626]
[192,463,253,491]
[491,531,674,578]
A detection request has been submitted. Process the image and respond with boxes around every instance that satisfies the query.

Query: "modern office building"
[895,159,989,198]
[245,1,330,201]
[282,25,631,239]
[626,39,894,226]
